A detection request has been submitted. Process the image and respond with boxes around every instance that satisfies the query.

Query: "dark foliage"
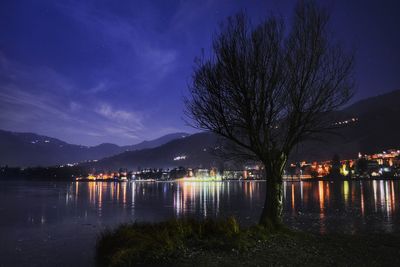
[96,217,250,267]
[96,218,400,267]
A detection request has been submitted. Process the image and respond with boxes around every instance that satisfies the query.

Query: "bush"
[96,217,267,267]
[96,219,400,267]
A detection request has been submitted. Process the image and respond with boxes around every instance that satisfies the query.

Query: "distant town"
[82,149,400,181]
[3,148,398,182]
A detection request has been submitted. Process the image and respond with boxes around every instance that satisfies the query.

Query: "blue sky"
[0,0,399,145]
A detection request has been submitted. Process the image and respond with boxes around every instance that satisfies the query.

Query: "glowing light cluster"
[333,117,358,126]
[173,155,187,161]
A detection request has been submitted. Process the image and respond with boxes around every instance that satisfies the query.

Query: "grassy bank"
[96,218,400,267]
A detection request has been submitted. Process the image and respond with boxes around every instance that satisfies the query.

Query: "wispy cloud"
[0,1,208,145]
[96,103,143,127]
[85,81,108,94]
[0,53,145,145]
[69,101,82,112]
[56,1,179,91]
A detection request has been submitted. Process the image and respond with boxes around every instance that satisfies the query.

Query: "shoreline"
[1,176,400,183]
[2,175,400,182]
[96,218,400,266]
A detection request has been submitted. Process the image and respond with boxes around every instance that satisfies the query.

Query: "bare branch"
[185,1,354,169]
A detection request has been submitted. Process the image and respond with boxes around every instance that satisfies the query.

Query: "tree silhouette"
[329,154,342,178]
[185,1,354,227]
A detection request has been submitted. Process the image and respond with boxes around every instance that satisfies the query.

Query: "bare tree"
[185,1,354,227]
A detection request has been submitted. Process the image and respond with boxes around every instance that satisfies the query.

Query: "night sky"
[0,0,399,146]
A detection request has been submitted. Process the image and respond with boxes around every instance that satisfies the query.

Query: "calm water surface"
[0,179,399,266]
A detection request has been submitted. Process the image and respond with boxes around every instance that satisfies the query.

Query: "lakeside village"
[74,149,400,182]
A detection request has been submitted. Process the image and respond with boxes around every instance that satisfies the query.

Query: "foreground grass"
[96,218,400,267]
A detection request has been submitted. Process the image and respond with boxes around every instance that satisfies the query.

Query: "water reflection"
[361,182,365,216]
[1,180,400,266]
[282,180,400,233]
[1,180,400,233]
[174,181,224,217]
[54,180,400,233]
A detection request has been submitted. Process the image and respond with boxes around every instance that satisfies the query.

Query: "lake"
[0,179,399,266]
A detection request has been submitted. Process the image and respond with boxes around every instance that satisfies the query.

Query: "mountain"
[123,133,190,151]
[88,90,400,170]
[2,90,399,169]
[343,90,400,116]
[0,131,189,167]
[87,132,221,170]
[291,90,400,162]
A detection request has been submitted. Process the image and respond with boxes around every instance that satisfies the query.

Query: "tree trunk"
[259,163,284,228]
